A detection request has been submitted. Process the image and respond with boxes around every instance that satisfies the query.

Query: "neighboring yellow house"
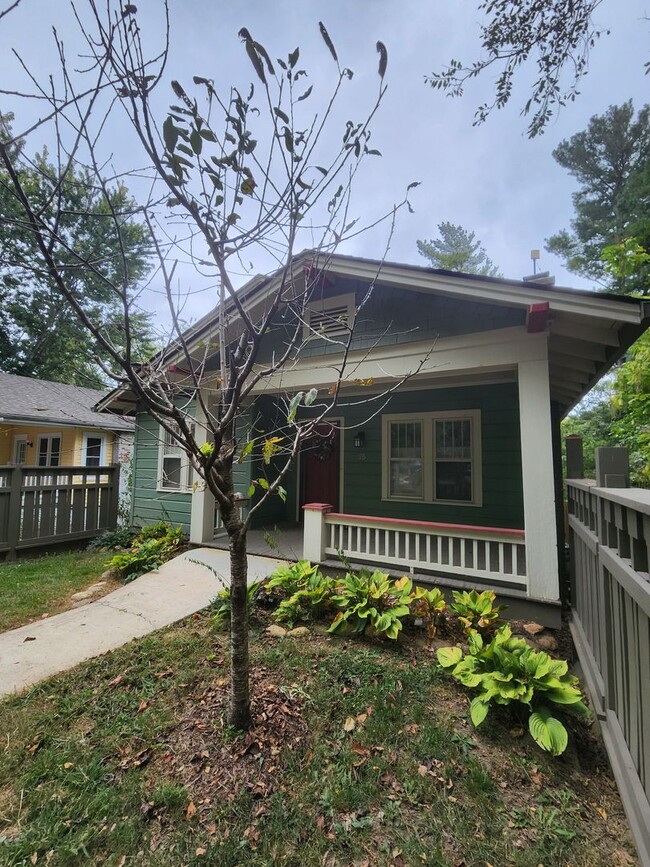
[0,372,134,468]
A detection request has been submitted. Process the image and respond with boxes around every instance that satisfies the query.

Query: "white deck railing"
[303,504,526,588]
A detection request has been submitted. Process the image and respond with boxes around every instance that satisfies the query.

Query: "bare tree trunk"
[228,525,251,729]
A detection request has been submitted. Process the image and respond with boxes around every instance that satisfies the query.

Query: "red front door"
[301,423,340,511]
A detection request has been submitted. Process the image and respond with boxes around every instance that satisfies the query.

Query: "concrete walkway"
[0,548,286,699]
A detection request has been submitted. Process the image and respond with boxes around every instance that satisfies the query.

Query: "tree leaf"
[190,128,203,155]
[297,85,313,102]
[274,107,290,124]
[162,116,178,153]
[287,391,304,423]
[288,47,300,69]
[318,21,338,63]
[376,41,388,79]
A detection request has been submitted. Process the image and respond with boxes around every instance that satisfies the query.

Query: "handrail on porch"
[324,511,525,538]
[303,504,527,586]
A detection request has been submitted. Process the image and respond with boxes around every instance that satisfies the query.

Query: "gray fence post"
[595,447,629,488]
[6,467,22,561]
[565,435,584,479]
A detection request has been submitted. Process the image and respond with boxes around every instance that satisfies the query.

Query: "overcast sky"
[2,0,649,325]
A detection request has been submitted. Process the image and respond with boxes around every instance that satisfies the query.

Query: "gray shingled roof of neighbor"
[0,372,134,431]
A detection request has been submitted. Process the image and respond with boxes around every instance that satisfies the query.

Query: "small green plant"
[209,580,264,630]
[106,522,185,583]
[437,625,588,756]
[449,589,504,635]
[410,585,446,647]
[265,560,321,595]
[328,570,413,640]
[274,571,334,627]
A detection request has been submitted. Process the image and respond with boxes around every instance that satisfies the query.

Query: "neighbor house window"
[37,434,61,467]
[83,434,106,467]
[382,411,481,505]
[158,423,192,491]
[13,436,29,465]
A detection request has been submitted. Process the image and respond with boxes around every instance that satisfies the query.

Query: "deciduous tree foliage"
[427,0,610,137]
[417,222,500,277]
[546,102,650,293]
[0,114,155,387]
[0,3,417,729]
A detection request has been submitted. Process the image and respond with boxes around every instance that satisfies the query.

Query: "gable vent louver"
[308,302,350,338]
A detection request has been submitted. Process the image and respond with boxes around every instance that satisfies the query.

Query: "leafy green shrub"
[274,571,335,627]
[411,585,446,647]
[328,570,413,640]
[106,522,185,583]
[262,560,334,627]
[87,526,138,551]
[437,625,588,756]
[449,589,504,635]
[209,580,264,630]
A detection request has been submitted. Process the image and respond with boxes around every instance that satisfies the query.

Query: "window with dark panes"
[84,436,104,466]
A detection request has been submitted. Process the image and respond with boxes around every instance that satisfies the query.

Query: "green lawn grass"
[0,551,111,632]
[0,615,636,866]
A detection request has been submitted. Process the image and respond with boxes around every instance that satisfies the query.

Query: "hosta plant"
[265,560,321,596]
[328,570,413,640]
[410,586,446,647]
[273,570,335,628]
[209,580,264,630]
[437,625,588,756]
[106,522,185,583]
[449,589,504,635]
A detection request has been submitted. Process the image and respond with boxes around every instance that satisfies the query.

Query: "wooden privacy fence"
[0,465,120,559]
[567,480,650,864]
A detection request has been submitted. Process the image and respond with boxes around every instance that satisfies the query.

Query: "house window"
[304,293,355,340]
[13,436,29,465]
[383,411,482,505]
[388,420,423,499]
[83,434,106,467]
[37,434,61,467]
[158,423,191,491]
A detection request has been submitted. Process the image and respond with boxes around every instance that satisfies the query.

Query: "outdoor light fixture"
[354,431,365,449]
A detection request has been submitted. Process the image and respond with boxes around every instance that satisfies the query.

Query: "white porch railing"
[303,504,527,588]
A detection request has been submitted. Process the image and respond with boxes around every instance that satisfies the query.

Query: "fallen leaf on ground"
[343,716,356,732]
[186,800,197,819]
[23,636,36,642]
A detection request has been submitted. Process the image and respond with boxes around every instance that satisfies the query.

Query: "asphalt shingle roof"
[0,373,134,431]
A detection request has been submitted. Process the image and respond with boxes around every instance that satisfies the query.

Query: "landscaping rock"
[101,569,118,581]
[523,622,544,636]
[266,625,288,638]
[70,590,95,601]
[288,626,310,637]
[535,633,558,651]
[86,581,108,591]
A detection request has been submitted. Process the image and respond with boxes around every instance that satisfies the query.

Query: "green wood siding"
[131,411,192,532]
[338,383,524,529]
[256,276,525,364]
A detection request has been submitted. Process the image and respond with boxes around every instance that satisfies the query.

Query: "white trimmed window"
[13,435,29,465]
[158,423,192,491]
[382,410,482,505]
[304,293,355,341]
[37,434,62,467]
[83,433,106,467]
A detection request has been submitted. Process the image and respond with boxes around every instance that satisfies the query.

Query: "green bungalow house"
[97,253,649,626]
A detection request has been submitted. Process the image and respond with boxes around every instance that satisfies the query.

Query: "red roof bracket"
[527,301,550,333]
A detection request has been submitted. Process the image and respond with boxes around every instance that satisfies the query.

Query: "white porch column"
[189,397,216,545]
[303,503,332,562]
[518,353,560,601]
